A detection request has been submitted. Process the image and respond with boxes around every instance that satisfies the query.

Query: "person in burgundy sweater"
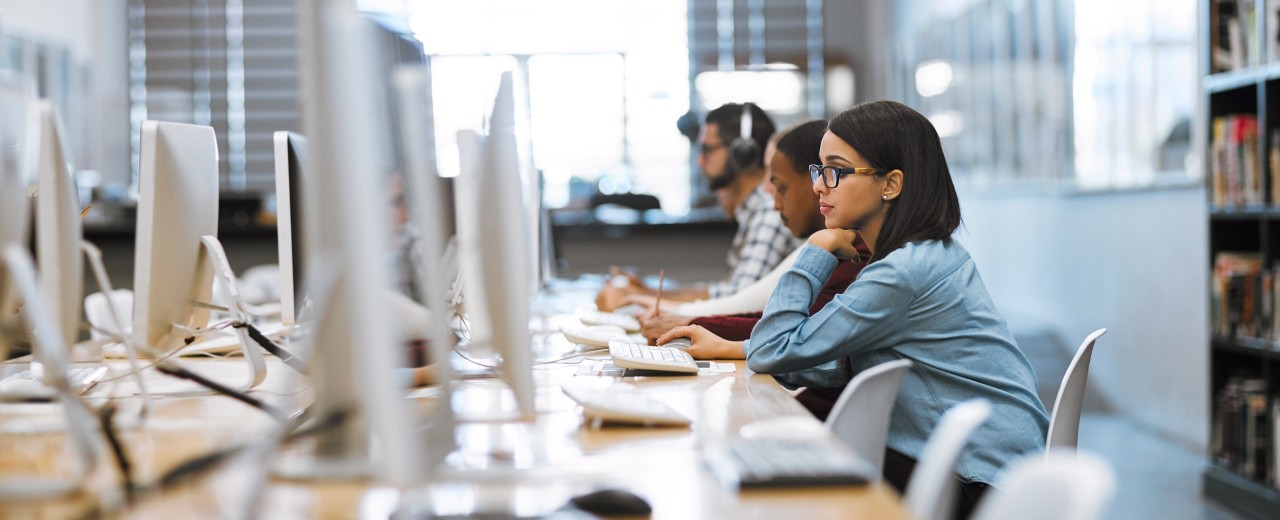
[639,119,868,418]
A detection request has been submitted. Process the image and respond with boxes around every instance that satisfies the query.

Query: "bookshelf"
[1205,2,1280,518]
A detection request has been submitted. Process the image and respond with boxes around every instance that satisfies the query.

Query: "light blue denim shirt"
[744,240,1049,485]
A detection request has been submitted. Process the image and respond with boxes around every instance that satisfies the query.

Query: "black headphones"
[726,102,761,173]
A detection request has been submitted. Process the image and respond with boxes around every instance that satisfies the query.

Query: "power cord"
[233,322,307,374]
[97,403,136,501]
[82,407,351,520]
[153,362,287,421]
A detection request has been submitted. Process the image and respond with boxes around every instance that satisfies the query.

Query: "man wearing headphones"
[598,102,800,307]
[698,102,800,298]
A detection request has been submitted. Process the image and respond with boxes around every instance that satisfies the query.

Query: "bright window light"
[694,69,804,112]
[915,60,953,98]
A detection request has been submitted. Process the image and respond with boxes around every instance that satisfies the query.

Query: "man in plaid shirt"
[706,184,799,297]
[598,103,800,308]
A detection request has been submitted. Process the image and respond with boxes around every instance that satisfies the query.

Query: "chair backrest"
[824,358,913,472]
[971,451,1116,520]
[903,399,992,520]
[1046,328,1106,453]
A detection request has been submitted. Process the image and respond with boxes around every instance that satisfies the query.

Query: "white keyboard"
[608,340,699,374]
[561,385,691,426]
[0,365,108,393]
[577,310,641,332]
[705,437,875,488]
[561,326,630,348]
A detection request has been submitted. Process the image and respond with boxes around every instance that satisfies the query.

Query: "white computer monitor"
[131,121,219,354]
[273,131,307,327]
[0,75,33,248]
[0,75,34,360]
[454,70,536,421]
[283,0,421,485]
[33,101,83,349]
[132,120,266,391]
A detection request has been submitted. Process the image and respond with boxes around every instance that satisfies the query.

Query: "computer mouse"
[659,337,692,349]
[0,378,57,402]
[568,488,652,516]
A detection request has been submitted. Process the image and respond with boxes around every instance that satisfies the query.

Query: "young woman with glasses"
[659,100,1048,519]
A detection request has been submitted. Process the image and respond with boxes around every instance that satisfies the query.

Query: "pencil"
[653,269,665,316]
[79,203,92,219]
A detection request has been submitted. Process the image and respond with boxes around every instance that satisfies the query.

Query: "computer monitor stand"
[0,244,101,500]
[271,264,372,481]
[143,235,268,396]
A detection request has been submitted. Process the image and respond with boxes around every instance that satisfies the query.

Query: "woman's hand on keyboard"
[657,325,745,360]
[639,312,692,344]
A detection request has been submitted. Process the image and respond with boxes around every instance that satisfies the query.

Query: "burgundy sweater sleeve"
[690,255,868,341]
[690,314,762,341]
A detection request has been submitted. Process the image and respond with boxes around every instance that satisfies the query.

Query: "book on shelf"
[1270,0,1280,62]
[1211,376,1274,485]
[1271,130,1280,206]
[1210,115,1260,210]
[1213,0,1257,72]
[1211,252,1268,340]
[1273,399,1280,487]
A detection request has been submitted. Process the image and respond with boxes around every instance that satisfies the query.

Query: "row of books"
[1211,0,1280,72]
[1211,376,1280,486]
[1207,116,1280,210]
[1212,252,1275,340]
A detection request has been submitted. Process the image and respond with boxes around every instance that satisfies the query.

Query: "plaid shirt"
[706,187,801,298]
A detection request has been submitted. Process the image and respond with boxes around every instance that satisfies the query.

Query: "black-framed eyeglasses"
[699,142,727,156]
[809,164,881,188]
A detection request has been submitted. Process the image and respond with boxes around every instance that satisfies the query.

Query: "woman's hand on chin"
[807,229,864,260]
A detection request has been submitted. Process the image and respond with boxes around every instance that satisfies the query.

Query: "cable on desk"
[96,403,136,502]
[234,321,308,374]
[533,347,609,366]
[154,362,286,421]
[453,339,607,370]
[179,318,240,344]
[79,408,350,520]
[92,346,187,385]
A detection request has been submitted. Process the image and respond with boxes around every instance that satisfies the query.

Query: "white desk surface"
[0,310,907,519]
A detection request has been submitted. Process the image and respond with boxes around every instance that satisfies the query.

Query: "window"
[1072,0,1195,188]
[894,0,1196,190]
[408,0,692,214]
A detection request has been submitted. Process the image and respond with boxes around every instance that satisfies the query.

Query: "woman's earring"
[882,195,888,201]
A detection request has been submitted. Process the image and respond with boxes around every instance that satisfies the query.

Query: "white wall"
[0,1,95,58]
[958,186,1209,450]
[0,0,130,186]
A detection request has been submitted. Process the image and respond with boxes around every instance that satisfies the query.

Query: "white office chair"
[903,399,992,520]
[824,358,913,472]
[971,451,1116,520]
[1046,328,1107,454]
